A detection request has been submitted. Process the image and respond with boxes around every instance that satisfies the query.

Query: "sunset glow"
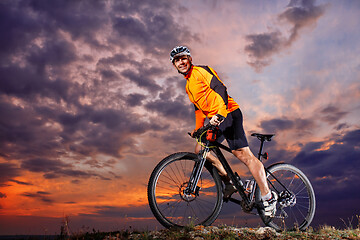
[0,0,359,235]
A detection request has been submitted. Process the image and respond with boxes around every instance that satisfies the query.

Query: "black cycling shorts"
[217,108,249,150]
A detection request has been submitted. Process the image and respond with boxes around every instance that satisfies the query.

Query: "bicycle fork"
[185,145,211,196]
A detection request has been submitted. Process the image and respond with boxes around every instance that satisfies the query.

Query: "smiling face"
[173,55,192,74]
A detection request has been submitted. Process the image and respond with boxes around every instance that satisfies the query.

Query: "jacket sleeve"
[194,105,206,130]
[203,66,229,118]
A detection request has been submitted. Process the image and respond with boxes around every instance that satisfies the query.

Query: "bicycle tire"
[147,152,223,228]
[255,163,316,231]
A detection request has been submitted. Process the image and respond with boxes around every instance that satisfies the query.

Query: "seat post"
[251,133,274,160]
[257,137,265,160]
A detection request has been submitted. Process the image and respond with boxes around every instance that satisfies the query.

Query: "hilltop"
[69,225,360,240]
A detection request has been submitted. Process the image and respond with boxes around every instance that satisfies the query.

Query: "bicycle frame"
[148,127,316,230]
[212,144,252,205]
[185,133,294,212]
[185,140,254,209]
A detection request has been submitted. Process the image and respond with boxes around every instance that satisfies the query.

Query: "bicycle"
[147,124,316,231]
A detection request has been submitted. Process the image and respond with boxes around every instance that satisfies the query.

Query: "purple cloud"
[245,0,327,72]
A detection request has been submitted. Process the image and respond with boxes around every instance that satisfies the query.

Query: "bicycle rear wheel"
[147,152,223,228]
[256,163,316,231]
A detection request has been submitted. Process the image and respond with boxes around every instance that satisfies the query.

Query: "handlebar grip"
[191,123,215,139]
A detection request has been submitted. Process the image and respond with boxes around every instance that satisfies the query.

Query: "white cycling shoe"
[262,191,278,217]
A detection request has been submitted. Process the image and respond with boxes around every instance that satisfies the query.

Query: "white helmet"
[170,46,191,62]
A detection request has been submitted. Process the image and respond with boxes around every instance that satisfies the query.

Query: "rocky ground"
[101,225,360,240]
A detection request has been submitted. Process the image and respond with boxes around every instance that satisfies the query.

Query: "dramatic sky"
[1,0,359,235]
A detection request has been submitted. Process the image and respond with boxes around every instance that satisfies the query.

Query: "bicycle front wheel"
[147,152,223,228]
[256,163,316,231]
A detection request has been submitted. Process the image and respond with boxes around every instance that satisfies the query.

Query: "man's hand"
[210,114,225,126]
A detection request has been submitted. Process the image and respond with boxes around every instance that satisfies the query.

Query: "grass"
[57,215,360,240]
[65,224,360,240]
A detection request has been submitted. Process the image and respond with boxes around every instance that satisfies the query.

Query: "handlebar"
[188,123,217,139]
[188,114,225,139]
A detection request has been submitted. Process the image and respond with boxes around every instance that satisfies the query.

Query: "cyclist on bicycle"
[170,46,277,216]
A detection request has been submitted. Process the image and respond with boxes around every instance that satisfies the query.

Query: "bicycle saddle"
[251,133,275,141]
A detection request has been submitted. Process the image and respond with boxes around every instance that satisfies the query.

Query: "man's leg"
[232,147,277,216]
[232,146,270,197]
[194,143,228,180]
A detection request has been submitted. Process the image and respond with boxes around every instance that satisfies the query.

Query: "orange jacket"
[184,65,239,130]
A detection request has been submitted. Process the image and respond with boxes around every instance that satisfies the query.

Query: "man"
[170,46,277,216]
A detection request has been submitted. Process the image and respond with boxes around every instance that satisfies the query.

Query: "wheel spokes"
[154,159,220,226]
[269,169,312,230]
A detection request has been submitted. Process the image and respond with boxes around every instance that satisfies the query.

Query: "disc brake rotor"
[179,182,197,202]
